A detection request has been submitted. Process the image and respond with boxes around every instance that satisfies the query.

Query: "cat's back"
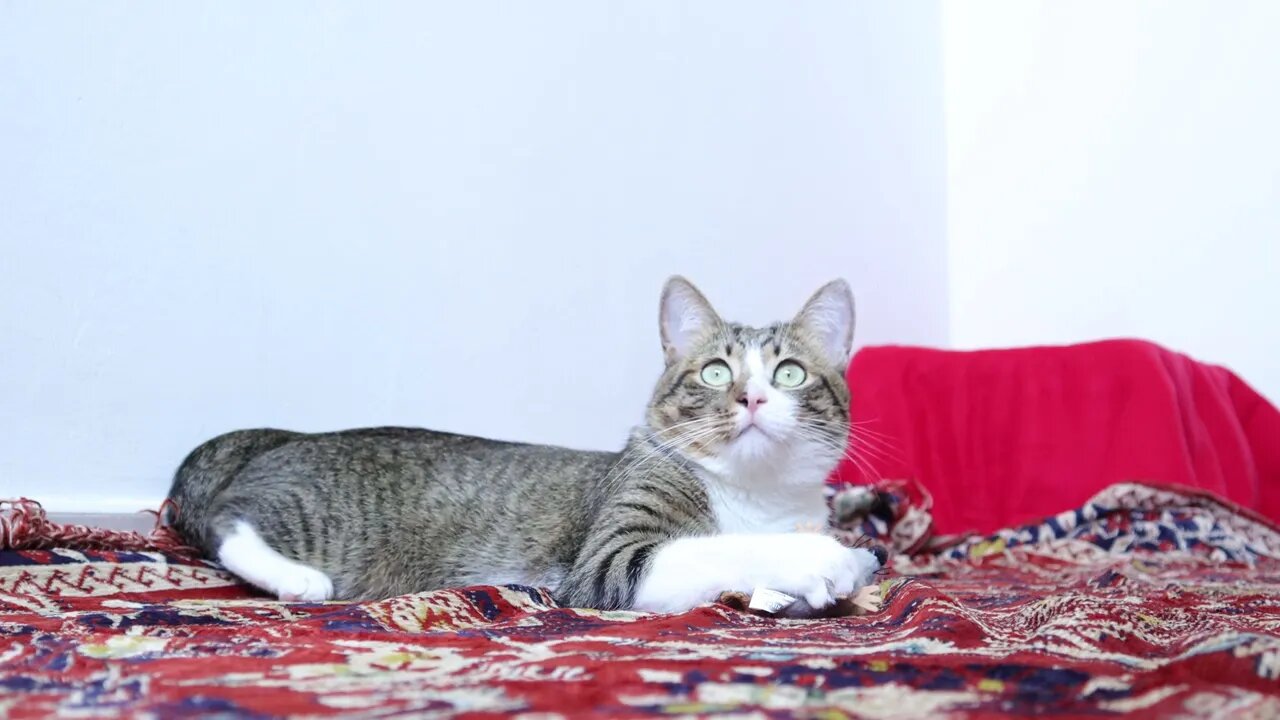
[181,425,615,491]
[168,426,617,554]
[243,426,615,488]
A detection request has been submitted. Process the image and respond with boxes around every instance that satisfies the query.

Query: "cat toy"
[716,583,883,618]
[715,542,889,619]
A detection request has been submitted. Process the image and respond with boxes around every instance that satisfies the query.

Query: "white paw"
[274,565,335,602]
[752,534,881,610]
[633,532,884,614]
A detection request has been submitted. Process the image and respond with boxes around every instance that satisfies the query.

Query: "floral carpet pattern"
[3,482,1280,718]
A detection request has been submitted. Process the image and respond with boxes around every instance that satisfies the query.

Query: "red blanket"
[835,339,1280,535]
[5,485,1280,718]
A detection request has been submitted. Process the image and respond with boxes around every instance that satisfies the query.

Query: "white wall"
[0,3,948,510]
[944,1,1280,401]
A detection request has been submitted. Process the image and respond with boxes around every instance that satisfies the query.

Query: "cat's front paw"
[754,534,881,610]
[632,532,885,615]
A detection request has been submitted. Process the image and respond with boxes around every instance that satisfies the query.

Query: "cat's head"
[645,276,854,485]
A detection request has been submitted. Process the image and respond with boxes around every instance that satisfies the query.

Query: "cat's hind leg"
[216,520,334,602]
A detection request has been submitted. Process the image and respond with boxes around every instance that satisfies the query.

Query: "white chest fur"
[702,476,829,533]
[694,438,836,534]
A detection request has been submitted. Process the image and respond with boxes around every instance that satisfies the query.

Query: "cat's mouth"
[734,422,775,442]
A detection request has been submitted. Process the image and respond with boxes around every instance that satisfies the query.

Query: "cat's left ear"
[793,279,855,367]
[659,276,722,362]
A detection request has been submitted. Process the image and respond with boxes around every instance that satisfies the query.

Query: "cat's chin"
[696,431,842,489]
[728,426,779,458]
[700,429,795,475]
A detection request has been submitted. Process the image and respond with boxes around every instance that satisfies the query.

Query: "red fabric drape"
[833,339,1280,535]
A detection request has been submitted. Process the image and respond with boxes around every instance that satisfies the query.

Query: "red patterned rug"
[4,483,1280,718]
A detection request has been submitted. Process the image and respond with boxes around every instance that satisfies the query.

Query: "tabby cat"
[167,277,882,613]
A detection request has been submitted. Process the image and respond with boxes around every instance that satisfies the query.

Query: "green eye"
[700,361,733,387]
[773,361,807,388]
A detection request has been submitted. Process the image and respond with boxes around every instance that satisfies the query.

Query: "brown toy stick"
[717,583,882,619]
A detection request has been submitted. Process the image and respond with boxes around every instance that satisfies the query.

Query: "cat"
[166,276,882,613]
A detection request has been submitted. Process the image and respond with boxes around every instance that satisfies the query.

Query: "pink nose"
[737,391,768,414]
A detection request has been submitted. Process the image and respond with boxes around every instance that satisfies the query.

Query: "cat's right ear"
[659,276,721,362]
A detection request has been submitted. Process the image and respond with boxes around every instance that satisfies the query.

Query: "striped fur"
[167,277,863,610]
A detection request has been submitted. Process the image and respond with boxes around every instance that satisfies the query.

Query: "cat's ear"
[659,276,722,362]
[793,279,855,367]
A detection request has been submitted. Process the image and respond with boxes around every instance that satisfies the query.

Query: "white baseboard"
[3,497,166,533]
[11,496,165,515]
[45,512,159,534]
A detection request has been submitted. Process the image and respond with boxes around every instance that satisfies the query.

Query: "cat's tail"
[165,429,300,552]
